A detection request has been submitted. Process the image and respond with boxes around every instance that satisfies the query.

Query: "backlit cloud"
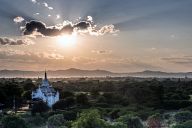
[21,16,118,37]
[13,16,25,23]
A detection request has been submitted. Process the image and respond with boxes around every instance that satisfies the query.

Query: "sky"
[0,0,192,72]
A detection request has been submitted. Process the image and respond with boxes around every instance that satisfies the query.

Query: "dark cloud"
[0,37,33,45]
[21,16,118,37]
[74,21,91,30]
[23,21,81,36]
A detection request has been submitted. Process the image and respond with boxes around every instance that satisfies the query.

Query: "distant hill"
[0,68,192,78]
[128,70,192,78]
[0,68,117,78]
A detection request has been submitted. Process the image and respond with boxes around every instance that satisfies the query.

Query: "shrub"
[1,115,28,128]
[47,114,66,128]
[31,101,49,115]
[147,114,162,128]
[72,109,107,128]
[60,91,74,99]
[62,111,77,121]
[173,120,192,128]
[109,122,127,128]
[53,97,75,110]
[76,93,89,105]
[25,115,46,127]
[118,115,144,128]
[174,111,192,123]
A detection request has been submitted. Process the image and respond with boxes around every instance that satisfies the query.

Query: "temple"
[32,71,59,107]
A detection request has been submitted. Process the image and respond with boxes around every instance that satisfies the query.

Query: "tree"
[174,111,192,123]
[53,97,75,110]
[48,114,67,128]
[31,101,49,115]
[76,93,89,106]
[72,109,107,128]
[118,115,144,128]
[22,90,32,101]
[2,115,28,128]
[147,114,162,128]
[90,89,100,99]
[23,79,35,91]
[173,120,192,128]
[60,91,74,99]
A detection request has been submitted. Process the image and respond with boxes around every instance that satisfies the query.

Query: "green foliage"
[71,109,108,128]
[62,110,77,121]
[2,115,28,128]
[76,93,89,106]
[108,122,127,128]
[147,113,162,128]
[90,89,100,99]
[31,101,49,115]
[173,120,192,128]
[23,79,35,91]
[53,97,75,110]
[118,115,144,128]
[25,115,46,127]
[48,114,66,128]
[60,91,74,99]
[22,90,31,101]
[174,111,192,123]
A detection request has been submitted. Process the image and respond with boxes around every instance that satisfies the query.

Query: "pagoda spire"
[45,70,47,80]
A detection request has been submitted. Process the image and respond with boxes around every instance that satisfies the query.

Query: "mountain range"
[0,68,192,78]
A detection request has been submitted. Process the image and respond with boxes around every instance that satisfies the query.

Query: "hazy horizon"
[0,0,192,72]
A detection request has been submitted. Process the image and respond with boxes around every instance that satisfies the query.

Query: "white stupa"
[32,71,59,107]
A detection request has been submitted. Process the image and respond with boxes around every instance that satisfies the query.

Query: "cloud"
[42,2,53,10]
[31,0,37,4]
[56,14,60,19]
[0,37,34,45]
[13,16,25,23]
[30,0,53,10]
[33,13,40,15]
[92,50,112,54]
[21,16,118,37]
[162,56,192,64]
[0,49,65,62]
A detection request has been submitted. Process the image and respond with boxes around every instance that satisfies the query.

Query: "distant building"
[32,71,59,107]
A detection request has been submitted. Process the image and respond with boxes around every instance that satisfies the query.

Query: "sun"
[57,33,77,48]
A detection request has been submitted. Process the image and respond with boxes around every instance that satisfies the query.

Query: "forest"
[1,77,192,128]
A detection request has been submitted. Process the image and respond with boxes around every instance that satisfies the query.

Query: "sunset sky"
[0,0,192,72]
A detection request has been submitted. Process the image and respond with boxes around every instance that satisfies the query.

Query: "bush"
[31,101,49,115]
[173,120,192,128]
[94,103,110,108]
[147,113,162,128]
[109,122,127,128]
[72,109,107,128]
[60,91,74,99]
[62,111,77,121]
[2,115,28,128]
[174,111,192,123]
[117,115,144,128]
[48,114,66,128]
[76,93,89,105]
[53,97,75,110]
[25,115,46,127]
[163,100,192,110]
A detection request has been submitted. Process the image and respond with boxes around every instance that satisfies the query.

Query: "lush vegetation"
[1,77,192,127]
